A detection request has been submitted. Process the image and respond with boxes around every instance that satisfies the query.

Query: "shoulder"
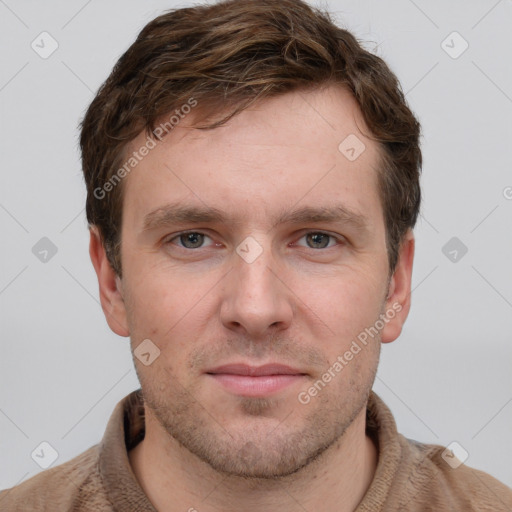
[394,435,512,511]
[0,444,113,512]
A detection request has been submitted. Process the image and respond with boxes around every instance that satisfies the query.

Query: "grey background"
[1,0,511,491]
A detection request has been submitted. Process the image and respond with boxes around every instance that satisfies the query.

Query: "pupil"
[182,233,203,248]
[308,233,328,248]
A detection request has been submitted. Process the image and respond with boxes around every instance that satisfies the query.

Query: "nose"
[219,241,293,338]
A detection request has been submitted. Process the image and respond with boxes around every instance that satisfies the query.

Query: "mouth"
[205,363,308,397]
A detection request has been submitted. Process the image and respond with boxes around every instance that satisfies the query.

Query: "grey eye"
[178,232,206,248]
[305,232,332,249]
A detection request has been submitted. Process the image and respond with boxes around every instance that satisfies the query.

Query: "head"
[85,0,421,478]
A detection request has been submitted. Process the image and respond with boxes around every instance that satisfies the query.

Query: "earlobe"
[89,226,130,337]
[380,229,415,344]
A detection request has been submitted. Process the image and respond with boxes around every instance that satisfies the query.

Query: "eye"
[295,232,341,249]
[166,231,214,249]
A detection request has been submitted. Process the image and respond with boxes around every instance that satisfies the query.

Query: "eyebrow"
[141,203,370,235]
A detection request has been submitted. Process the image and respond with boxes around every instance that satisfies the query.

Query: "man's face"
[97,85,412,478]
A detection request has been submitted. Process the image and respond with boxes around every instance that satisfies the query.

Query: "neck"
[129,403,377,512]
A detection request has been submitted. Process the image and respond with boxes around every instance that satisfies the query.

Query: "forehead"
[121,85,384,232]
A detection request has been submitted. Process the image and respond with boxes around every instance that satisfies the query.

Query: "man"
[1,0,511,510]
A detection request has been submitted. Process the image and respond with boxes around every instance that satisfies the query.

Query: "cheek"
[294,270,385,339]
[125,260,201,316]
[122,270,180,342]
[123,269,216,361]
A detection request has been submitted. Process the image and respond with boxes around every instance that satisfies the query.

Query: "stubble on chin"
[131,317,382,479]
[137,361,376,480]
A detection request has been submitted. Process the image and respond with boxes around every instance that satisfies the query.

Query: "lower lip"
[207,374,305,397]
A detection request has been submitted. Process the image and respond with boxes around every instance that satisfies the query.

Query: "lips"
[205,363,307,397]
[206,363,306,377]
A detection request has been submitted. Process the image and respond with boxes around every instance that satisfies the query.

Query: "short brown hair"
[80,0,422,279]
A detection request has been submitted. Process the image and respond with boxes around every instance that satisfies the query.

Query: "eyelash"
[163,231,344,251]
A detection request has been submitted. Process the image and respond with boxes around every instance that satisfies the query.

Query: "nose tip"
[220,252,293,338]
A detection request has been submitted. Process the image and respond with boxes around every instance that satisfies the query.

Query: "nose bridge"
[234,235,278,305]
[236,241,273,295]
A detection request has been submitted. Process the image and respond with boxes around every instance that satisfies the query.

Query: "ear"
[89,225,130,337]
[380,229,415,344]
